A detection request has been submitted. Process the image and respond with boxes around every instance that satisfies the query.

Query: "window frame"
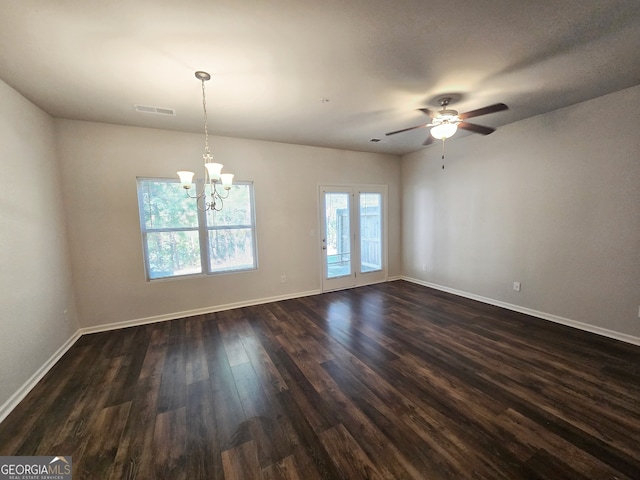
[136,177,258,281]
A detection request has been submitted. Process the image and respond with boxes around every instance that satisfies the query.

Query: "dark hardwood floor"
[1,280,639,479]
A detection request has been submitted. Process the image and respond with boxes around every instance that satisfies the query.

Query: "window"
[136,178,257,280]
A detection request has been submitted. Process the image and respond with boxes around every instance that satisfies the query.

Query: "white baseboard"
[0,330,82,424]
[79,288,323,335]
[401,276,640,347]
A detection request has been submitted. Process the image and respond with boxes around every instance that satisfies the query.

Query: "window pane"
[208,228,255,272]
[325,192,351,279]
[145,231,202,279]
[360,193,382,273]
[140,180,198,230]
[137,178,256,280]
[207,184,252,227]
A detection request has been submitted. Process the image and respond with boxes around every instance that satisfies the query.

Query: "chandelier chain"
[201,79,210,155]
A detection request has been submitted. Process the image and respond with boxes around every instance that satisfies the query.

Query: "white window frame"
[136,177,257,281]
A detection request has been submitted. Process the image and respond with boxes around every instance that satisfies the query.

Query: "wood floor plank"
[105,326,151,407]
[75,402,131,480]
[231,361,293,467]
[107,357,166,480]
[494,408,634,479]
[218,314,252,367]
[221,440,261,480]
[185,315,210,385]
[185,379,222,479]
[261,454,301,480]
[239,334,288,396]
[275,332,336,393]
[322,357,460,479]
[319,424,384,480]
[316,381,423,479]
[202,314,248,451]
[1,281,639,479]
[153,407,187,480]
[49,354,124,457]
[271,344,341,435]
[156,341,187,413]
[275,389,343,479]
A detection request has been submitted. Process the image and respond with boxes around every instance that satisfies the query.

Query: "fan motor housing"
[436,109,459,118]
[433,110,460,126]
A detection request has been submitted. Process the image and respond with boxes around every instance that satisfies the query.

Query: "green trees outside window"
[137,178,257,280]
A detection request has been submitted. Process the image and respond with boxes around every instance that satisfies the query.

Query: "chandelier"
[177,71,234,211]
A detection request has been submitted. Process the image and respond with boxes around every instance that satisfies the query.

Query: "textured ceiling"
[1,0,639,155]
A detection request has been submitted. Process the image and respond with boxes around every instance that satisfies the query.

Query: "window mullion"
[196,180,210,274]
[206,224,252,231]
[141,226,200,234]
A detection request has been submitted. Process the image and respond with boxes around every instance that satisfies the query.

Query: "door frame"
[319,184,388,292]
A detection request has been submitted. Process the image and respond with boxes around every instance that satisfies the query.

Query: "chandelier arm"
[196,194,209,211]
[212,196,223,211]
[183,175,207,200]
[212,182,231,200]
[184,189,204,200]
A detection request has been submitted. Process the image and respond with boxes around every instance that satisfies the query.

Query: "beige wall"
[0,80,79,413]
[401,85,640,338]
[55,120,401,328]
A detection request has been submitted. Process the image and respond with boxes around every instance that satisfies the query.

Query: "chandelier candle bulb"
[177,170,195,189]
[221,173,234,190]
[204,162,223,181]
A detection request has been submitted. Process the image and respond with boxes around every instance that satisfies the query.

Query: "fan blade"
[422,135,434,146]
[385,123,430,136]
[418,107,435,118]
[459,103,508,120]
[459,122,496,135]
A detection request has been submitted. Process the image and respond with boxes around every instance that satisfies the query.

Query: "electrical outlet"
[513,281,521,292]
[422,264,427,272]
[281,275,287,284]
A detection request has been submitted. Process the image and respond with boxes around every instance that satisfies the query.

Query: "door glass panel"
[360,193,382,273]
[325,192,351,278]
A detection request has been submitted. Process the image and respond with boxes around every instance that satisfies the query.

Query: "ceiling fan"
[386,97,508,145]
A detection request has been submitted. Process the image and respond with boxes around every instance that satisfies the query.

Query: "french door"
[320,185,387,292]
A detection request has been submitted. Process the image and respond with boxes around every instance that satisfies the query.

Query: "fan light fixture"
[177,71,234,211]
[429,102,461,140]
[430,122,458,140]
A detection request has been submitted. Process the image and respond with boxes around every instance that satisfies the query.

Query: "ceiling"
[1,0,639,156]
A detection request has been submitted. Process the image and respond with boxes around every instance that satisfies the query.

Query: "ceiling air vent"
[134,104,175,116]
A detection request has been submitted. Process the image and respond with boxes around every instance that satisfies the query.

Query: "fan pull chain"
[441,138,446,169]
